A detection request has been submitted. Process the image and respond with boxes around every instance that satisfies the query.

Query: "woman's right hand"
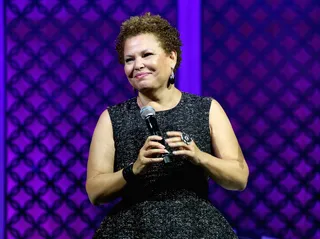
[133,135,168,175]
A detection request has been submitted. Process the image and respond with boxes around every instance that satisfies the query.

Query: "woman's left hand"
[165,131,202,165]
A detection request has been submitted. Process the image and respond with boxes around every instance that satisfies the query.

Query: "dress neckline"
[134,92,184,114]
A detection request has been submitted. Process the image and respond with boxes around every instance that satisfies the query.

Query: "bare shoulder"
[95,109,113,132]
[208,99,232,130]
[87,109,115,179]
[91,109,114,146]
[208,99,240,159]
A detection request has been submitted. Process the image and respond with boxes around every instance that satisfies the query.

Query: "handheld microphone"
[140,106,172,163]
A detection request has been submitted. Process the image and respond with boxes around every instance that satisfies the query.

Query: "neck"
[137,87,181,111]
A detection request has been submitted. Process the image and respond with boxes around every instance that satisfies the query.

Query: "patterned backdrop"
[4,0,319,239]
[202,1,319,239]
[5,1,177,239]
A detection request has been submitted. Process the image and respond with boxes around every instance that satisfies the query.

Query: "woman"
[86,13,249,238]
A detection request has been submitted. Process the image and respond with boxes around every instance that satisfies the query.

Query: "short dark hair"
[115,12,182,71]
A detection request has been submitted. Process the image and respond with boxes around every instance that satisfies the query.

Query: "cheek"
[156,57,169,70]
[146,56,162,71]
[149,58,159,68]
[124,65,131,77]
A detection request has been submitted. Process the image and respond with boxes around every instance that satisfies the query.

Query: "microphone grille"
[140,106,155,119]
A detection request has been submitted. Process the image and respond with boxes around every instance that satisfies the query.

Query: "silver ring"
[181,132,193,145]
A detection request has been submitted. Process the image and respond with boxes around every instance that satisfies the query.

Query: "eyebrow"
[125,49,153,58]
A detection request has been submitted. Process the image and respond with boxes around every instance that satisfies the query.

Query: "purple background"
[202,1,319,239]
[2,1,319,239]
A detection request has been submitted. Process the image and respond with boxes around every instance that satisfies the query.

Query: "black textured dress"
[93,92,238,239]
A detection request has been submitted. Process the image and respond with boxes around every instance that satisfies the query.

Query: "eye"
[143,53,153,57]
[125,58,133,63]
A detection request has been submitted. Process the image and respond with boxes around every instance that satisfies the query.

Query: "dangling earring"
[168,69,175,85]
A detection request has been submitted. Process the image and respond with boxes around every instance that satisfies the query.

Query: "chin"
[136,82,152,89]
[138,86,155,93]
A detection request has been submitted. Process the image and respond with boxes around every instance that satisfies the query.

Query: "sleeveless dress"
[93,92,238,239]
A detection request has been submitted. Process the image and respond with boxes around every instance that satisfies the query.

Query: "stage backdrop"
[4,1,319,239]
[5,1,177,238]
[202,1,319,239]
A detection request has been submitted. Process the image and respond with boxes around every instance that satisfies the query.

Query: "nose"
[134,57,144,70]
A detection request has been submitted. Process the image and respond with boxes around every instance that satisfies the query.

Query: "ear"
[169,51,177,69]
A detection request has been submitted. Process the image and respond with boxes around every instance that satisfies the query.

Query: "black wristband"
[122,163,136,183]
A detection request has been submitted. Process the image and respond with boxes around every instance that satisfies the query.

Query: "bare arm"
[167,99,249,191]
[86,110,127,205]
[86,110,167,205]
[201,99,249,190]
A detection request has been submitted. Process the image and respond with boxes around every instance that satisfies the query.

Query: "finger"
[145,157,164,163]
[172,150,192,156]
[147,141,165,149]
[166,131,182,137]
[147,135,163,142]
[144,148,168,157]
[167,142,190,148]
[165,137,182,143]
[143,136,163,150]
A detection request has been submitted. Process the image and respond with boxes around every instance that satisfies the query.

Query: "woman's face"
[123,33,176,93]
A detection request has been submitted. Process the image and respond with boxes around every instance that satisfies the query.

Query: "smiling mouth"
[135,73,151,79]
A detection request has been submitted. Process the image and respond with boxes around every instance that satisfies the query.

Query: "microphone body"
[145,115,162,136]
[140,106,172,163]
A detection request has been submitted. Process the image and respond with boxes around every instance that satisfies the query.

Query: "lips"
[134,72,151,79]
